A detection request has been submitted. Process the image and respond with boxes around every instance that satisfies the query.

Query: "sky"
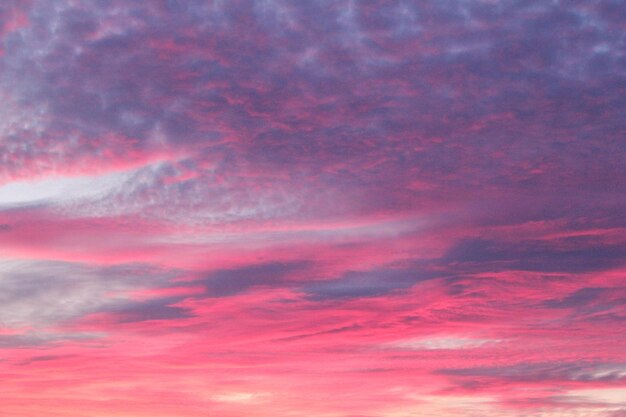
[0,1,625,416]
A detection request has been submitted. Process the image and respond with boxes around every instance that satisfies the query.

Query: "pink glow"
[0,1,624,416]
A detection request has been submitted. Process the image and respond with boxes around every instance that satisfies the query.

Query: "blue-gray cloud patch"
[443,237,626,273]
[303,265,441,300]
[199,261,310,297]
[439,361,626,383]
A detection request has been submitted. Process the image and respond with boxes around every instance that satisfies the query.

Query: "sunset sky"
[0,1,625,416]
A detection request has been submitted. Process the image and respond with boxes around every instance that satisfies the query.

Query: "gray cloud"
[440,361,626,383]
[443,237,626,273]
[0,260,179,328]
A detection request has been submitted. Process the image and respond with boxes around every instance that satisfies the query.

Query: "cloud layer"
[0,1,624,416]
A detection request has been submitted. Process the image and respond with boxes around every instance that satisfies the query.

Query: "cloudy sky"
[0,1,625,416]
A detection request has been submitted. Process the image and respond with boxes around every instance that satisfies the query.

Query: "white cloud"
[212,392,269,404]
[0,169,133,207]
[564,388,626,406]
[388,336,503,350]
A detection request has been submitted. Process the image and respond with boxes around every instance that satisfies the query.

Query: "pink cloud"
[0,0,624,416]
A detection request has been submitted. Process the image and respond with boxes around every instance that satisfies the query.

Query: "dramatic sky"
[0,1,625,416]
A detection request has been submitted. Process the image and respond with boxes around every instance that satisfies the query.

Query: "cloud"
[0,1,624,416]
[199,261,309,297]
[388,336,503,351]
[0,260,178,329]
[303,265,438,299]
[440,362,626,384]
[102,296,194,323]
[0,166,140,208]
[444,237,626,273]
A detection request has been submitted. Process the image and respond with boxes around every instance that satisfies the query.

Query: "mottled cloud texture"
[0,1,625,416]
